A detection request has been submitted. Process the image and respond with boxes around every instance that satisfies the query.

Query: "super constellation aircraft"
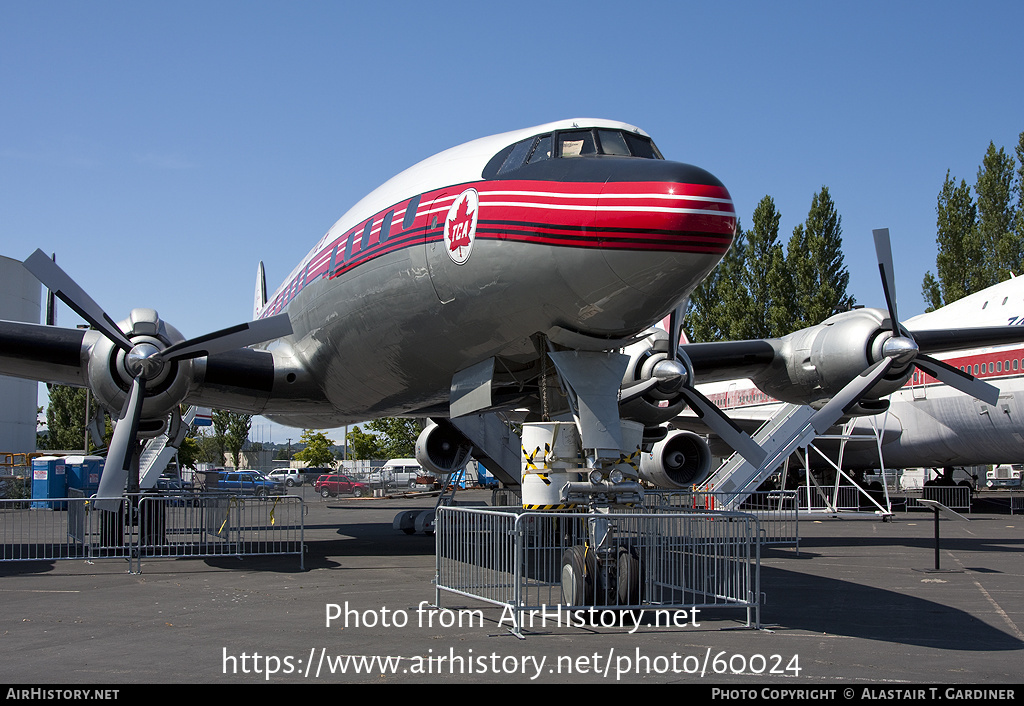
[2,119,1023,505]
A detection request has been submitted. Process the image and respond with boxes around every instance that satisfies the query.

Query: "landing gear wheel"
[616,546,642,606]
[560,545,597,606]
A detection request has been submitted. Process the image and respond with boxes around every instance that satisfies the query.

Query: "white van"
[370,458,422,487]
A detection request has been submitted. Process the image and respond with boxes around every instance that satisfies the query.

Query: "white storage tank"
[0,255,41,453]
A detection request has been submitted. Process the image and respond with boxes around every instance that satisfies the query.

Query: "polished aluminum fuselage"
[254,119,737,426]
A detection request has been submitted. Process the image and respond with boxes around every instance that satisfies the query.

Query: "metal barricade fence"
[435,506,760,637]
[493,487,799,549]
[643,490,799,550]
[134,494,305,572]
[905,485,972,513]
[0,494,304,572]
[0,496,134,562]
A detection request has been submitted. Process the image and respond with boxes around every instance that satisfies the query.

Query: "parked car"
[267,468,302,486]
[314,474,369,498]
[214,471,285,497]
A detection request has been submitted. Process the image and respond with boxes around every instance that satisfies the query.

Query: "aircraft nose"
[596,159,736,295]
[596,159,736,253]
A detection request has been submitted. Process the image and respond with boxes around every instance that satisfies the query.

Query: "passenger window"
[379,210,394,244]
[402,195,421,230]
[361,220,373,251]
[343,230,355,261]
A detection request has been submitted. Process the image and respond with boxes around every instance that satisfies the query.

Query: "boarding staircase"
[138,406,199,489]
[701,403,817,510]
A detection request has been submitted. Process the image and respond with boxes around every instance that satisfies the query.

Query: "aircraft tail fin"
[254,261,267,319]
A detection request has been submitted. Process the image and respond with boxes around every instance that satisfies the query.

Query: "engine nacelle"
[86,308,193,436]
[415,421,473,476]
[619,328,687,426]
[639,430,713,489]
[753,308,913,409]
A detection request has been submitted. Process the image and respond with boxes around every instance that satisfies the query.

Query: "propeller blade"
[912,326,1024,355]
[810,358,894,435]
[872,228,900,331]
[619,377,660,404]
[95,377,145,511]
[677,385,767,467]
[915,354,1001,406]
[160,314,292,361]
[23,249,133,353]
[667,302,685,359]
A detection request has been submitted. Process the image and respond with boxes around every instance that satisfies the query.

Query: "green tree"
[1016,131,1024,254]
[293,430,336,468]
[923,171,978,308]
[976,141,1019,281]
[43,385,89,451]
[789,186,854,329]
[177,434,202,470]
[366,418,421,458]
[685,220,748,341]
[225,413,252,468]
[923,133,1024,309]
[347,425,382,460]
[211,410,230,464]
[741,196,793,337]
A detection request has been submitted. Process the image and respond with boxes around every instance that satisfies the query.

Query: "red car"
[314,474,369,498]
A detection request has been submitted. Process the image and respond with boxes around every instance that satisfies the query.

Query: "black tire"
[616,546,642,606]
[321,488,331,498]
[285,479,296,487]
[560,545,597,606]
[255,487,267,498]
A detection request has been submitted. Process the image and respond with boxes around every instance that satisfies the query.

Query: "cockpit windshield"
[487,128,663,177]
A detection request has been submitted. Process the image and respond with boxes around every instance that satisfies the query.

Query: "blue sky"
[3,1,1023,444]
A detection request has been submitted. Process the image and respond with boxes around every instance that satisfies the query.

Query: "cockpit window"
[597,129,630,156]
[528,135,552,163]
[623,132,662,159]
[487,128,663,177]
[557,130,597,158]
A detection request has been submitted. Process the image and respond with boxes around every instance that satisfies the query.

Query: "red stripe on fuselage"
[263,178,736,317]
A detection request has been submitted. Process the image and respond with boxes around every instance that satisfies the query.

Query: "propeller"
[23,249,292,510]
[621,304,767,467]
[750,229,1001,477]
[872,228,1000,405]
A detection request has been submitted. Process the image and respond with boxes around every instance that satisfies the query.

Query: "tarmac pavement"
[1,487,1022,687]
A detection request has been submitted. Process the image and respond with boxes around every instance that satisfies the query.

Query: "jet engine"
[639,430,713,489]
[415,421,473,475]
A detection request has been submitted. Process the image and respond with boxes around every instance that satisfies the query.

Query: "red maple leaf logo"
[447,197,474,253]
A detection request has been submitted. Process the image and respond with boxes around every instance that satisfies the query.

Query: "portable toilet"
[65,455,103,495]
[31,456,67,509]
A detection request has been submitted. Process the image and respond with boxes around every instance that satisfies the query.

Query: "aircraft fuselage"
[256,120,736,426]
